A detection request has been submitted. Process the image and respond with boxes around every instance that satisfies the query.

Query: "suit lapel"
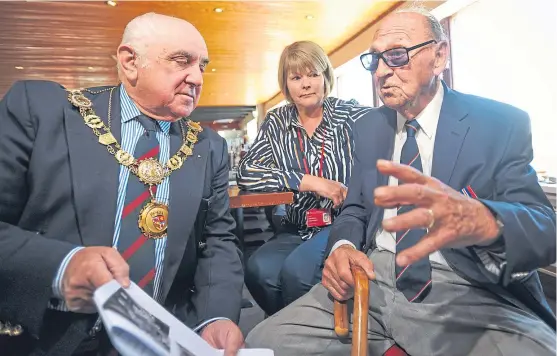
[431,84,470,185]
[376,107,397,187]
[161,122,209,300]
[64,86,121,247]
[364,107,396,248]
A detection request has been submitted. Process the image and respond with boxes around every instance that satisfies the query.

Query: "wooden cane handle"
[333,299,349,337]
[352,266,369,356]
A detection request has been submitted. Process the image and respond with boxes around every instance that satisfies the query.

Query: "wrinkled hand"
[201,319,244,356]
[374,159,500,267]
[303,175,347,208]
[62,247,130,313]
[322,245,375,301]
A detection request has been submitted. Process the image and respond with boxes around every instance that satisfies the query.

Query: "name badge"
[306,208,332,228]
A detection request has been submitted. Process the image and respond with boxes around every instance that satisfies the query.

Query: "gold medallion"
[138,200,169,239]
[67,89,203,239]
[137,158,165,185]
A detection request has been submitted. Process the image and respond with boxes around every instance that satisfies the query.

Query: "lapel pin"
[197,154,201,158]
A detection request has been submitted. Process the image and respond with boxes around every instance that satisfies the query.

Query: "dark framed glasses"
[360,40,437,73]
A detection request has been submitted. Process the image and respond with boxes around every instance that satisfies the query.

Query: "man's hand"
[201,319,244,356]
[61,247,130,313]
[322,245,375,301]
[374,159,501,267]
[300,175,348,207]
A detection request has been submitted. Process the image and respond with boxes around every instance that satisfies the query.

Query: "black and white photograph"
[103,288,171,352]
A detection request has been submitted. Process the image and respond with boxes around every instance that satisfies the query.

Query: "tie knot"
[136,115,158,133]
[405,120,420,138]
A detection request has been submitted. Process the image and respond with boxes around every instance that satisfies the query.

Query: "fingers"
[332,194,343,208]
[377,159,430,185]
[351,253,375,281]
[201,328,217,349]
[335,257,355,289]
[224,327,244,356]
[101,248,130,288]
[87,259,115,290]
[337,186,348,208]
[323,249,355,300]
[396,229,452,267]
[202,321,244,355]
[383,208,434,232]
[375,184,434,208]
[64,288,98,314]
[321,180,347,208]
[323,247,375,301]
[322,261,352,301]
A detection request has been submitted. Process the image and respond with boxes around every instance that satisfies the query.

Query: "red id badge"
[306,208,332,228]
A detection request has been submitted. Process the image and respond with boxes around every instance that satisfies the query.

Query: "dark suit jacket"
[0,81,243,354]
[327,83,556,328]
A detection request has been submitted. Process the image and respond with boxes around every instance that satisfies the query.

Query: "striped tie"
[118,115,159,296]
[395,120,432,303]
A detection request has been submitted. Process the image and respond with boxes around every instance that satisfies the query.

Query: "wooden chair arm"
[333,266,370,356]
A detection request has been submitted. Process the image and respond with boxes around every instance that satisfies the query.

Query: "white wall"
[450,0,557,174]
[334,55,376,107]
[246,117,258,144]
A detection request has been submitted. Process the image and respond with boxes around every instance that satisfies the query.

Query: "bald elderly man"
[0,12,244,355]
[246,8,556,356]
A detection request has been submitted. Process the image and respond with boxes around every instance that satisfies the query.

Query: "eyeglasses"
[360,40,437,73]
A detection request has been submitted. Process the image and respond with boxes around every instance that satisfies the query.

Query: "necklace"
[67,87,202,238]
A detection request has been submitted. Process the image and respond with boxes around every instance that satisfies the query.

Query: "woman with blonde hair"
[237,40,374,315]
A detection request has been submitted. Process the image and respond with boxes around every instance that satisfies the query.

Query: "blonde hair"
[277,41,335,103]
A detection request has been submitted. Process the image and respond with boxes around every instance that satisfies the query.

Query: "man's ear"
[433,41,449,76]
[117,44,138,83]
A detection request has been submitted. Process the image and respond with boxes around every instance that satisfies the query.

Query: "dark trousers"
[245,226,330,316]
[1,325,115,356]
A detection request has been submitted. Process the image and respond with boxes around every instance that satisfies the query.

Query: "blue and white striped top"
[50,85,171,310]
[237,96,374,239]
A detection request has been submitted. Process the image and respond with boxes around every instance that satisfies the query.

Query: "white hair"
[395,5,448,42]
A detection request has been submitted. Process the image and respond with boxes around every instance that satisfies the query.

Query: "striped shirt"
[237,96,374,239]
[50,85,171,310]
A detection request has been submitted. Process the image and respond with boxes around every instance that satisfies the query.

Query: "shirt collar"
[287,96,334,130]
[396,82,444,139]
[119,84,171,134]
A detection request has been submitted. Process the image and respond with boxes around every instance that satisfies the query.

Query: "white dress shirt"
[333,83,449,266]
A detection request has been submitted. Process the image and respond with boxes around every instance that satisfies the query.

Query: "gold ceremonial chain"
[67,87,203,238]
[0,321,22,336]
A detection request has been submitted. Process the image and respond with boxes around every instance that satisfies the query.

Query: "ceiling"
[0,0,397,108]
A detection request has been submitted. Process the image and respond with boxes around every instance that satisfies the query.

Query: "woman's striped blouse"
[237,96,374,239]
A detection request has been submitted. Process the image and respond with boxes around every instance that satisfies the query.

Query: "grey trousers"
[246,250,556,356]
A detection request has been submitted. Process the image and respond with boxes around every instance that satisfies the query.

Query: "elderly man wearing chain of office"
[0,12,244,356]
[246,8,556,356]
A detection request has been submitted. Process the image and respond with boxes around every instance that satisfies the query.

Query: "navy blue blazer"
[0,81,243,354]
[327,83,556,328]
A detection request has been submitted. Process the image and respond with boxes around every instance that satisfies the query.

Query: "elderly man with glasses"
[246,7,556,356]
